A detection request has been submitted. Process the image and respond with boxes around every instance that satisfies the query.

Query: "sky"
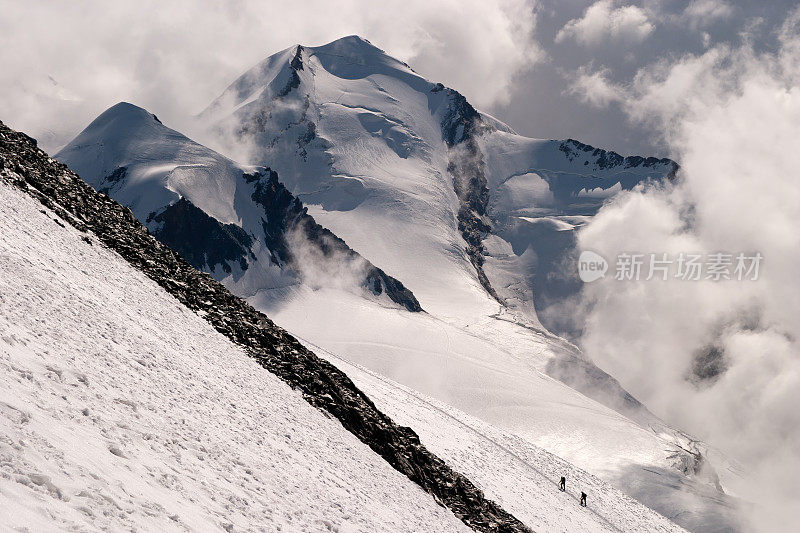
[2,1,799,531]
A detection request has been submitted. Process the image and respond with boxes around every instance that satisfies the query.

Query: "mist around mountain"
[44,35,746,533]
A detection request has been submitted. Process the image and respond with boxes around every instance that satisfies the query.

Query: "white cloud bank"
[576,8,800,532]
[555,0,654,46]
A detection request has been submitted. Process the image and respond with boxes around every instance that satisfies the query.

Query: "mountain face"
[53,37,739,533]
[197,35,677,335]
[189,36,738,533]
[55,103,421,312]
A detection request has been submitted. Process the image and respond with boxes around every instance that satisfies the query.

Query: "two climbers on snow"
[559,475,588,507]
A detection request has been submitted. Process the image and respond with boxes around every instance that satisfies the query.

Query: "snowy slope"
[49,35,739,531]
[192,36,739,532]
[258,286,740,533]
[0,177,694,533]
[300,337,691,533]
[55,102,421,311]
[0,144,694,533]
[0,180,466,532]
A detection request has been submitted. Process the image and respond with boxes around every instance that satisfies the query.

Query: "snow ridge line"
[0,121,532,533]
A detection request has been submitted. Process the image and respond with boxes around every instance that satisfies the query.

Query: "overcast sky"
[0,0,794,157]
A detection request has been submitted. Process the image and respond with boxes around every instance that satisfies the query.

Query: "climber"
[580,491,587,507]
[559,476,566,491]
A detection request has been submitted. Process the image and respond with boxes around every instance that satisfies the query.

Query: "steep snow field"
[0,179,694,533]
[301,337,689,533]
[258,286,738,532]
[0,182,467,532]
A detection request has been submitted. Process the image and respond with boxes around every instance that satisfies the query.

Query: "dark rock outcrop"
[438,86,502,303]
[97,166,127,194]
[689,344,728,385]
[147,197,255,274]
[277,46,303,98]
[1,120,523,532]
[558,139,679,178]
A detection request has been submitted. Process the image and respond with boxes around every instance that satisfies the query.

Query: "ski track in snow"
[0,182,468,532]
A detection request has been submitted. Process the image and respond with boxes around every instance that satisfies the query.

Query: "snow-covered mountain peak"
[58,101,248,227]
[193,35,677,328]
[56,102,423,312]
[79,101,164,135]
[189,36,681,363]
[60,101,213,191]
[305,35,422,82]
[312,34,385,55]
[203,35,424,118]
[182,39,741,532]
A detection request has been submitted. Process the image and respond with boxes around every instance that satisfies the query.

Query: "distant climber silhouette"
[580,492,587,507]
[559,476,565,492]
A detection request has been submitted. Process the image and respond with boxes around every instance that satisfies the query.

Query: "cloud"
[575,9,800,530]
[386,0,543,108]
[567,66,624,107]
[682,0,735,29]
[555,0,654,46]
[565,45,731,119]
[0,0,542,153]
